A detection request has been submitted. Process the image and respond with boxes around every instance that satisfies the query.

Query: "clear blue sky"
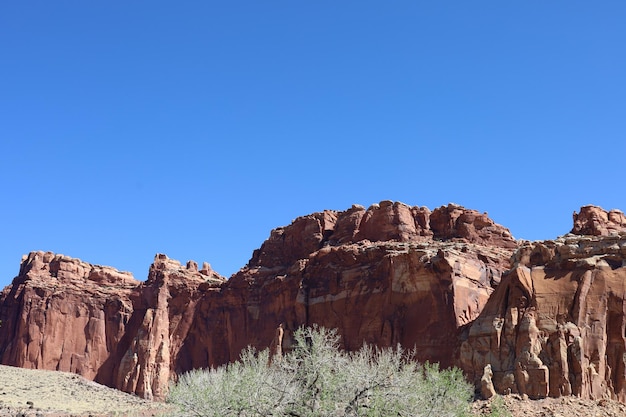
[1,2,625,287]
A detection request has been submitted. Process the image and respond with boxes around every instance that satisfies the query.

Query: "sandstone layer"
[572,205,626,236]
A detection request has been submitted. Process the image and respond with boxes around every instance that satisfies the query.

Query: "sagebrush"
[167,325,472,417]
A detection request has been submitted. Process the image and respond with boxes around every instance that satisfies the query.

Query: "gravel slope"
[471,394,626,417]
[0,365,171,416]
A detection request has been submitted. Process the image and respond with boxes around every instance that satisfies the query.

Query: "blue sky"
[1,2,625,287]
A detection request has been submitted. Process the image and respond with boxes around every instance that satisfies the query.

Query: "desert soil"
[0,364,171,416]
[471,393,626,417]
[1,364,626,416]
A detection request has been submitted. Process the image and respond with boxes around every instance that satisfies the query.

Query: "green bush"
[167,325,472,417]
[487,396,512,417]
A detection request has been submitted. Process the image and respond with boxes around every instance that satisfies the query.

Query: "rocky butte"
[0,202,624,404]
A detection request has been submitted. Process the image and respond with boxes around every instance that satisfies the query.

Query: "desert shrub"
[167,325,472,417]
[487,395,512,417]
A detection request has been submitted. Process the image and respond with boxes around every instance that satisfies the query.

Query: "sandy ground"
[1,364,625,416]
[471,393,626,417]
[0,365,171,417]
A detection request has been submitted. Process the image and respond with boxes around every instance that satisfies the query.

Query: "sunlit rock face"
[185,239,513,372]
[0,251,224,400]
[183,201,516,370]
[114,254,224,400]
[0,251,139,380]
[0,201,516,399]
[10,202,626,403]
[460,205,626,402]
[572,205,626,236]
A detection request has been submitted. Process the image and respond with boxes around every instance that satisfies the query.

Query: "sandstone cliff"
[179,201,516,371]
[0,201,516,399]
[1,202,625,403]
[0,251,224,400]
[460,205,626,401]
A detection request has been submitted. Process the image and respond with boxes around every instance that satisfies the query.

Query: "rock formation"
[0,201,516,399]
[460,205,626,401]
[0,251,224,400]
[572,205,626,236]
[1,202,625,404]
[0,252,138,379]
[179,201,516,371]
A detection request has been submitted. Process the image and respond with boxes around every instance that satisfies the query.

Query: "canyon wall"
[179,201,516,371]
[0,251,224,400]
[0,202,625,402]
[460,204,626,401]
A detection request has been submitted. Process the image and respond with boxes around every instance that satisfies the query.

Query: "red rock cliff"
[460,206,626,401]
[14,201,617,402]
[0,201,516,399]
[177,201,516,371]
[0,252,138,379]
[0,251,224,400]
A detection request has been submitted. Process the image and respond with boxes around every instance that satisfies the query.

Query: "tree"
[167,325,472,417]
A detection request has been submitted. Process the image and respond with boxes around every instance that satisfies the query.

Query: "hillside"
[0,364,169,416]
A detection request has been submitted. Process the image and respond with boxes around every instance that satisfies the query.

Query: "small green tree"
[167,325,473,417]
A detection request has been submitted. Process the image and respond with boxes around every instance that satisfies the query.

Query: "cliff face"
[0,201,516,399]
[0,252,138,379]
[179,201,515,370]
[0,252,224,400]
[1,201,625,403]
[460,206,626,401]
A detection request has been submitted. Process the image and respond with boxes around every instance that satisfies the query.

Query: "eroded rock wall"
[179,238,513,372]
[572,205,626,237]
[0,251,225,400]
[460,206,626,401]
[0,202,516,399]
[179,201,516,369]
[113,254,224,400]
[16,201,625,402]
[0,252,138,380]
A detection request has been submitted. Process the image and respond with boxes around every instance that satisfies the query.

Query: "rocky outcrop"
[0,201,517,399]
[113,254,224,400]
[572,205,626,236]
[250,201,515,268]
[430,204,517,249]
[460,207,626,401]
[173,202,517,372]
[185,239,513,370]
[0,252,138,379]
[5,202,626,403]
[0,251,224,400]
